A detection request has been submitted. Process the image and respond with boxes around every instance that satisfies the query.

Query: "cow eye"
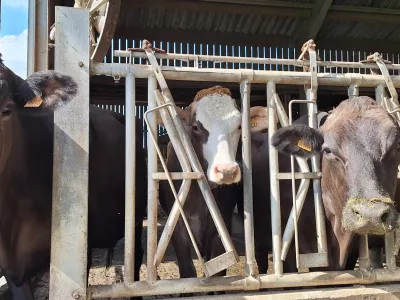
[322,147,332,154]
[2,108,11,116]
[192,124,199,132]
[238,125,242,130]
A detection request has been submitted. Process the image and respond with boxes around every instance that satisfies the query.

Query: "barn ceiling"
[113,0,400,53]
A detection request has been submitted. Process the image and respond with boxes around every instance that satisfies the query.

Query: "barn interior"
[43,0,400,123]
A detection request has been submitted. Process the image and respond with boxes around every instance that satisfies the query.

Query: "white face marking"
[194,93,242,184]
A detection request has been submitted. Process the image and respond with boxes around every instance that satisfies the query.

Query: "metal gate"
[50,7,400,300]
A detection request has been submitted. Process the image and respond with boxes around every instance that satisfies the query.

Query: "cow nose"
[342,197,399,235]
[213,163,240,184]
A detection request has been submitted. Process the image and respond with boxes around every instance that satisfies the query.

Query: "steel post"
[124,73,136,283]
[146,75,159,282]
[27,0,49,75]
[359,235,371,271]
[240,80,258,277]
[267,81,283,275]
[49,7,90,300]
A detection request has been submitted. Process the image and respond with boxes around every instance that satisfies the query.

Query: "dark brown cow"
[0,55,147,300]
[271,96,400,271]
[157,86,269,279]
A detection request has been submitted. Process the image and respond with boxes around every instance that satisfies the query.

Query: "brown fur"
[193,85,232,102]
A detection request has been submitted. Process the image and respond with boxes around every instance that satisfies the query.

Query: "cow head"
[271,96,400,236]
[0,53,77,172]
[157,86,269,186]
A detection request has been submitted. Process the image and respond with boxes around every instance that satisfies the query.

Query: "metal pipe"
[146,75,158,282]
[124,73,136,283]
[89,269,400,298]
[240,80,258,276]
[267,81,283,275]
[385,232,396,270]
[91,63,400,88]
[359,235,371,271]
[113,50,400,71]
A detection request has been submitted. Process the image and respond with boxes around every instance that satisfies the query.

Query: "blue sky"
[1,0,29,78]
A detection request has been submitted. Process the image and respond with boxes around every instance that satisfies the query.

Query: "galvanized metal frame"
[50,11,400,298]
[50,7,90,300]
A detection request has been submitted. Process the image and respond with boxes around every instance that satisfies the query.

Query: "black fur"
[271,124,324,158]
[24,70,78,109]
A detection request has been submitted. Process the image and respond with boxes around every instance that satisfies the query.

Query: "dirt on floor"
[28,216,272,300]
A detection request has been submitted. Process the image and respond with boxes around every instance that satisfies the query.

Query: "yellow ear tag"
[24,96,43,108]
[297,139,312,152]
[250,117,259,128]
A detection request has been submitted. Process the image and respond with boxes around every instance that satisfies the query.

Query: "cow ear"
[249,106,273,133]
[156,106,189,127]
[20,70,78,110]
[271,124,324,158]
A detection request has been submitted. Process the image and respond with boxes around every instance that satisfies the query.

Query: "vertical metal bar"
[27,0,49,75]
[376,84,386,106]
[385,232,396,270]
[146,76,158,282]
[49,7,89,300]
[124,73,136,283]
[348,84,359,98]
[359,235,371,271]
[240,80,258,276]
[267,81,283,275]
[306,47,328,257]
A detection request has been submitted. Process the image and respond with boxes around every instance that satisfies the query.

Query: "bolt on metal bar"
[146,75,158,282]
[143,41,238,276]
[113,50,400,71]
[144,102,207,273]
[240,79,259,277]
[267,81,283,275]
[124,72,137,283]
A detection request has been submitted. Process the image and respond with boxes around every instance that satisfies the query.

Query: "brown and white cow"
[158,86,269,279]
[271,96,400,271]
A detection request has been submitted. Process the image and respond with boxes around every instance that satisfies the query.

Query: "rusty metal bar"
[49,7,89,300]
[240,79,259,278]
[146,75,158,282]
[91,63,400,87]
[113,50,400,71]
[89,269,400,298]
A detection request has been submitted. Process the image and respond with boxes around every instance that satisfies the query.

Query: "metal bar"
[359,235,371,271]
[27,0,49,75]
[143,44,238,275]
[152,172,204,180]
[89,269,400,298]
[91,63,400,87]
[49,7,90,300]
[306,47,328,261]
[348,84,359,98]
[124,72,136,283]
[288,99,315,269]
[165,284,400,300]
[240,80,259,277]
[276,172,321,180]
[385,232,396,271]
[267,81,283,275]
[113,50,400,71]
[146,75,158,282]
[144,101,206,271]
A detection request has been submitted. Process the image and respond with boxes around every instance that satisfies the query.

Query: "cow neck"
[0,112,27,191]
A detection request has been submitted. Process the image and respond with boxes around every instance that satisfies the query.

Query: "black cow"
[0,54,147,299]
